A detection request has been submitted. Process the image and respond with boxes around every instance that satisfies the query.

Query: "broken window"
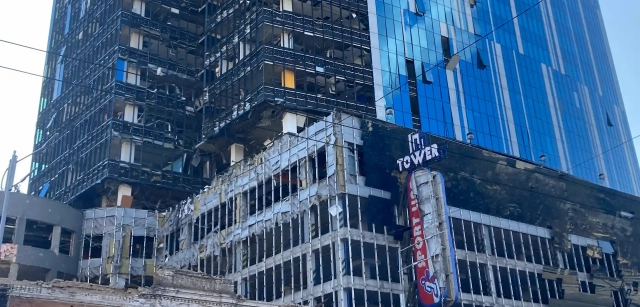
[23,219,54,250]
[451,218,465,250]
[82,235,102,259]
[0,217,16,244]
[477,49,488,69]
[421,62,434,84]
[441,36,452,61]
[131,236,154,259]
[406,59,422,130]
[310,148,328,182]
[59,228,74,255]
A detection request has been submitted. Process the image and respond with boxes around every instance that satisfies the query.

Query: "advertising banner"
[407,169,459,307]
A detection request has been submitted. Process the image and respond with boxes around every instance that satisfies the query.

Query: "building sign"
[397,132,447,171]
[407,174,440,306]
[407,169,459,307]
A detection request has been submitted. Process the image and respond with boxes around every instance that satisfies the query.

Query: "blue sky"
[0,1,637,193]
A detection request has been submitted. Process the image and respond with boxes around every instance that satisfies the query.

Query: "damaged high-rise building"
[159,112,640,307]
[29,0,210,209]
[24,0,640,304]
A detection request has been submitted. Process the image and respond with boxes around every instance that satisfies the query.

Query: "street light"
[1,132,58,189]
[0,132,58,251]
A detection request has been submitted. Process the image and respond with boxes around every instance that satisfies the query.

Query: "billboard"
[407,169,459,307]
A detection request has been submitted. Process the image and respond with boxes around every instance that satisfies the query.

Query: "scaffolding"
[79,207,159,287]
[29,0,209,210]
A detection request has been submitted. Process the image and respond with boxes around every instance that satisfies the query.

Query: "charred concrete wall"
[361,119,640,279]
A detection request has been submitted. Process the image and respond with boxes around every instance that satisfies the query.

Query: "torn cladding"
[156,113,399,297]
[158,112,389,256]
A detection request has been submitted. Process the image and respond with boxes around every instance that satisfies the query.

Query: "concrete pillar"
[120,141,133,162]
[282,112,305,134]
[302,211,310,243]
[45,269,58,282]
[132,0,146,16]
[13,217,26,245]
[50,225,62,254]
[239,41,246,60]
[129,30,143,49]
[235,242,243,272]
[8,263,18,280]
[230,144,244,166]
[123,103,138,122]
[110,275,126,288]
[117,184,132,207]
[281,0,292,11]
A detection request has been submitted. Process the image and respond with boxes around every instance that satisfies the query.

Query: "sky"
[0,1,638,193]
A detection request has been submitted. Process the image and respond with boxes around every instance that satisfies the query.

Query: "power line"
[367,0,545,108]
[0,0,545,115]
[2,63,640,209]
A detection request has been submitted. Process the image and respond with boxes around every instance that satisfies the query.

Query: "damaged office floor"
[150,111,640,307]
[158,112,403,306]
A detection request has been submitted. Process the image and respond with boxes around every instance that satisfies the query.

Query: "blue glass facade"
[367,0,640,195]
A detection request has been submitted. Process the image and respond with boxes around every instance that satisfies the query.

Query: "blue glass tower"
[367,0,640,195]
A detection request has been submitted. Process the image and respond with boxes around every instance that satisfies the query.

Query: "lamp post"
[0,133,58,251]
[0,152,18,251]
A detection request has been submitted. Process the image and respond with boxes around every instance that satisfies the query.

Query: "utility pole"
[0,151,18,251]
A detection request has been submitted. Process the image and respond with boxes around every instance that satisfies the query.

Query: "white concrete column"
[282,112,306,134]
[13,217,26,245]
[302,211,310,243]
[124,103,138,122]
[230,144,244,166]
[45,269,58,282]
[8,263,19,280]
[120,141,133,162]
[117,184,132,207]
[51,225,62,254]
[239,41,246,60]
[133,0,146,16]
[129,30,144,49]
[235,242,243,272]
[281,0,292,11]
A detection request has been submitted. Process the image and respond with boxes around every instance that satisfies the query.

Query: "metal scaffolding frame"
[79,207,158,287]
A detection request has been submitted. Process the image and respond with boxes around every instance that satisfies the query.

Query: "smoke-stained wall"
[361,118,640,275]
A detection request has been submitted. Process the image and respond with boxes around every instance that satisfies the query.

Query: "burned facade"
[158,111,640,307]
[197,0,375,172]
[29,0,209,210]
[26,0,640,304]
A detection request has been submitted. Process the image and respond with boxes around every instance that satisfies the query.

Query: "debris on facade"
[156,111,640,307]
[0,268,297,307]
